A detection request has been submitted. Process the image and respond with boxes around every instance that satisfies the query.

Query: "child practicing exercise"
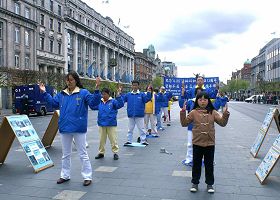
[180,91,230,193]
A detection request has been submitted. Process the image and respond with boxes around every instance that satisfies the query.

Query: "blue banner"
[164,77,219,96]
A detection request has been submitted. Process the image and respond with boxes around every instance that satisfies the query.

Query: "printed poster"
[250,130,266,157]
[256,147,280,183]
[6,115,54,172]
[260,108,276,133]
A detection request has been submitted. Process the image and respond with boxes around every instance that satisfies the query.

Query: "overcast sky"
[83,0,280,82]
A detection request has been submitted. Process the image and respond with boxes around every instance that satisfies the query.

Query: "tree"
[152,76,163,89]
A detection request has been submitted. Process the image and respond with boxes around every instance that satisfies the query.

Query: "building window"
[0,48,3,66]
[15,2,20,15]
[25,7,30,19]
[25,55,30,69]
[67,33,73,49]
[39,37,44,50]
[77,38,81,53]
[0,22,2,39]
[58,43,62,55]
[0,0,2,7]
[25,30,30,46]
[41,0,44,7]
[15,53,20,68]
[68,55,73,71]
[49,18,53,30]
[15,27,20,43]
[40,14,44,26]
[50,0,53,12]
[58,22,61,33]
[58,5,61,16]
[50,40,53,52]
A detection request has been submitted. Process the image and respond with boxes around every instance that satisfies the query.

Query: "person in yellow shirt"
[144,86,158,136]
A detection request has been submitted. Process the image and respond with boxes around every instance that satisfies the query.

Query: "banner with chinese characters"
[163,77,219,96]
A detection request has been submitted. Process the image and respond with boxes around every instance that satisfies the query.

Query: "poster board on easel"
[0,115,54,173]
[250,107,280,158]
[255,134,280,184]
[41,110,59,148]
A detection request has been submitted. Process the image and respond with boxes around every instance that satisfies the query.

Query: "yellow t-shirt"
[168,100,172,111]
[145,93,155,114]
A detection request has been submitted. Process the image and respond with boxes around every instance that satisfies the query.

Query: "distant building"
[134,51,155,83]
[162,61,177,77]
[241,59,251,82]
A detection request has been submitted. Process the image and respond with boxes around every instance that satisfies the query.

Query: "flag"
[87,63,93,77]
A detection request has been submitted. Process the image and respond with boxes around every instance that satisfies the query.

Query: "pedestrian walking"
[180,91,230,193]
[39,71,101,186]
[94,86,124,160]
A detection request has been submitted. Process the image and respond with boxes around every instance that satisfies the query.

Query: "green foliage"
[223,79,249,93]
[152,76,163,89]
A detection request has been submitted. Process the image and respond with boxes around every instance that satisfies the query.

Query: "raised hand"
[147,84,152,92]
[39,82,46,93]
[117,84,122,95]
[95,76,101,89]
[182,100,187,111]
[181,80,185,95]
[223,103,228,113]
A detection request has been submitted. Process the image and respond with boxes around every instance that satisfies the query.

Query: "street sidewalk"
[0,103,279,200]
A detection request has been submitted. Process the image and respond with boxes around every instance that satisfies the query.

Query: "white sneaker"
[207,185,215,193]
[190,184,198,192]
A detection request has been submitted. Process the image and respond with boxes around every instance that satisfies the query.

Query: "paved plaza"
[0,102,279,199]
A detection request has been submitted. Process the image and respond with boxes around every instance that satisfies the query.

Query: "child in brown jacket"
[180,91,230,193]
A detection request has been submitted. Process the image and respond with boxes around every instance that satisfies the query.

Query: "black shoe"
[137,137,141,143]
[167,124,171,126]
[113,153,119,160]
[141,141,149,145]
[95,154,104,159]
[57,178,70,184]
[83,180,92,186]
[124,142,132,146]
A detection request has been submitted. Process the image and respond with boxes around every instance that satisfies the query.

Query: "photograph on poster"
[273,134,280,150]
[29,155,38,165]
[15,130,23,137]
[36,141,44,149]
[22,130,31,137]
[251,130,265,156]
[23,119,31,126]
[24,145,31,153]
[42,152,50,161]
[256,147,279,182]
[261,108,275,132]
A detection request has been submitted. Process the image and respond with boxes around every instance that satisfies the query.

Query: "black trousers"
[191,144,215,185]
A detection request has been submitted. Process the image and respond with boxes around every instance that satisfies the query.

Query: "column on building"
[112,51,116,81]
[7,21,13,68]
[97,43,101,77]
[104,46,108,79]
[73,33,78,71]
[82,37,86,75]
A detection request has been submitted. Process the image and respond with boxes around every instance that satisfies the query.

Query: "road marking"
[53,190,86,200]
[172,170,192,177]
[94,166,118,173]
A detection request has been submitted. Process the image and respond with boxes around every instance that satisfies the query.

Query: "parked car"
[245,95,263,103]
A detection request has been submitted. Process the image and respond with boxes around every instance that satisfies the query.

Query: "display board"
[255,134,280,184]
[163,77,219,96]
[0,115,54,173]
[41,110,59,148]
[250,108,279,157]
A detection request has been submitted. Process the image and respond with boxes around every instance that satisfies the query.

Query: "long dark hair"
[193,91,215,114]
[63,71,84,89]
